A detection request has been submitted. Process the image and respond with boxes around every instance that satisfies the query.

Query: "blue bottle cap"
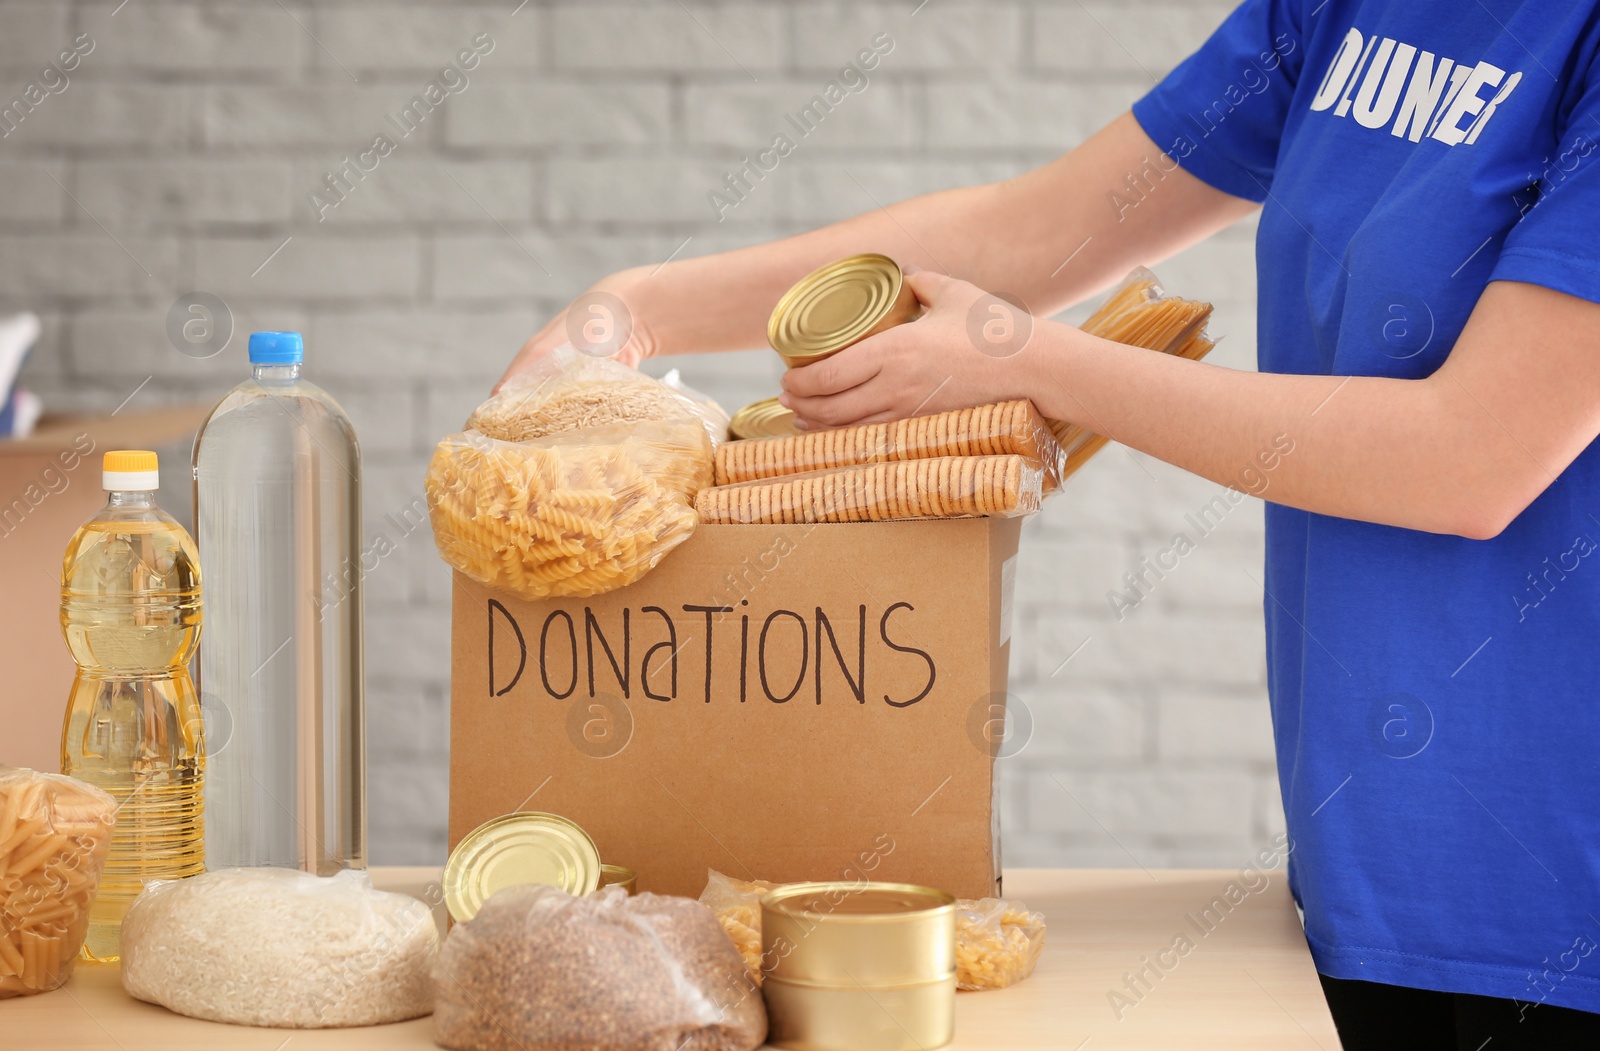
[249,331,304,365]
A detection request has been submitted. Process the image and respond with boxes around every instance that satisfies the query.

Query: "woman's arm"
[499,113,1256,385]
[781,272,1600,540]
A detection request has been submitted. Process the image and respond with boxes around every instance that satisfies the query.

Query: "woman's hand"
[495,266,663,391]
[778,269,1042,428]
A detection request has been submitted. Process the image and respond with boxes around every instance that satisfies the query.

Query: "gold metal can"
[761,882,957,1051]
[762,882,957,985]
[762,974,956,1051]
[597,864,638,895]
[729,396,799,440]
[443,811,603,922]
[767,254,920,369]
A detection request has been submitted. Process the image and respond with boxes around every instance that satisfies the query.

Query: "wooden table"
[5,867,1339,1050]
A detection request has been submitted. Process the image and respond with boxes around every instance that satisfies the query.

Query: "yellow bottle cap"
[103,450,158,473]
[102,450,159,491]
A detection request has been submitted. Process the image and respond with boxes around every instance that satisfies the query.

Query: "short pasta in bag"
[427,419,710,599]
[0,767,115,998]
[954,897,1047,991]
[428,349,723,600]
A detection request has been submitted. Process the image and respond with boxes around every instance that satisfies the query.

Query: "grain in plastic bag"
[694,454,1042,525]
[120,867,437,1027]
[468,345,729,449]
[433,883,766,1051]
[0,767,115,997]
[713,399,1065,490]
[1059,266,1215,482]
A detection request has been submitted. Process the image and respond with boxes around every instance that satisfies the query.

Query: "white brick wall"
[3,0,1281,868]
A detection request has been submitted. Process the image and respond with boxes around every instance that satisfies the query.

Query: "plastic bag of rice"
[120,867,437,1028]
[433,883,766,1051]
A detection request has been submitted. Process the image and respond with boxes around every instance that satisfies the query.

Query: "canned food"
[763,882,956,984]
[598,864,638,896]
[761,882,957,1051]
[443,812,603,922]
[767,254,920,369]
[762,974,956,1051]
[729,397,799,440]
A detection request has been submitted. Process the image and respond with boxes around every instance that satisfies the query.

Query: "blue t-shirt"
[1134,0,1600,1012]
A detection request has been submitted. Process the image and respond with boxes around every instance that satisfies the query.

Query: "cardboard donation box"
[450,517,1022,899]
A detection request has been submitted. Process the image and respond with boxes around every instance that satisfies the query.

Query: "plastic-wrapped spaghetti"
[1056,267,1215,482]
[694,454,1041,525]
[713,400,1065,490]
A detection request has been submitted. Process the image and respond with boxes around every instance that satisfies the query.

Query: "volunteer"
[504,2,1600,1046]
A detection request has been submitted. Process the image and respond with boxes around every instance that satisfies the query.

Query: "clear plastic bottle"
[192,331,365,875]
[60,450,205,962]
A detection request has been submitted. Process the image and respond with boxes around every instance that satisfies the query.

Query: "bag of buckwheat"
[433,883,765,1051]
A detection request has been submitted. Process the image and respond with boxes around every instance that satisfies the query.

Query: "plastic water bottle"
[60,450,205,962]
[192,331,365,874]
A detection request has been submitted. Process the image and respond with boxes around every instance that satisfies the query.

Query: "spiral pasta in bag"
[427,421,710,599]
[429,349,723,600]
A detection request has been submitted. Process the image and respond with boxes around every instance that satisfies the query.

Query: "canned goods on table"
[761,881,957,1051]
[443,812,603,923]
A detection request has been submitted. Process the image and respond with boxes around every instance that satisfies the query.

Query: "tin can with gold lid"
[443,811,603,923]
[767,254,920,369]
[761,881,956,1051]
[729,396,799,440]
[597,864,638,896]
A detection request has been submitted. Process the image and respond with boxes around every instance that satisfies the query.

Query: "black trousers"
[1320,974,1600,1051]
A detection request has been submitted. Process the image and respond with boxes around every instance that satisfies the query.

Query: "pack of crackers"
[712,399,1064,490]
[695,454,1042,525]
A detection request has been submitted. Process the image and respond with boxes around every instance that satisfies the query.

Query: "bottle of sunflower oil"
[60,450,204,962]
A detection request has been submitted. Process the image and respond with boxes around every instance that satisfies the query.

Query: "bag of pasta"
[0,766,116,997]
[429,347,724,600]
[1059,266,1215,483]
[428,418,711,600]
[698,870,777,983]
[954,897,1047,991]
